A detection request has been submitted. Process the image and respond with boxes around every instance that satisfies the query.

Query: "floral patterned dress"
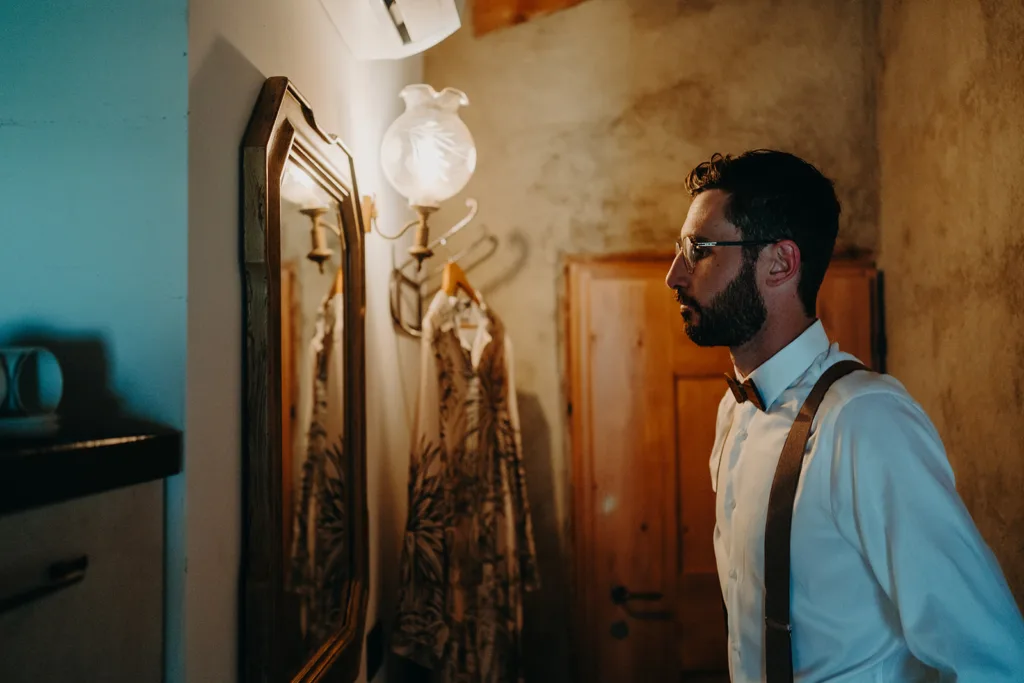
[288,293,349,648]
[393,291,540,683]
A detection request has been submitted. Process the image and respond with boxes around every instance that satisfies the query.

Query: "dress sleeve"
[392,322,449,669]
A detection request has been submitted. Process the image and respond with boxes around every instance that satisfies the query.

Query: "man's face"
[665,190,767,348]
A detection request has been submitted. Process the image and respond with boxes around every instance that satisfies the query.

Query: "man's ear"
[764,239,801,288]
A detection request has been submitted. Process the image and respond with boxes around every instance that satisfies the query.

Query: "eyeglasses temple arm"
[698,240,777,247]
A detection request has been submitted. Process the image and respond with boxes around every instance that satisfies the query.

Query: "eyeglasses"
[674,235,777,273]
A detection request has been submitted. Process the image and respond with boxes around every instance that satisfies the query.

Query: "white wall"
[186,1,422,680]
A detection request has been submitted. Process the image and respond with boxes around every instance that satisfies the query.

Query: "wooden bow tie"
[724,375,766,411]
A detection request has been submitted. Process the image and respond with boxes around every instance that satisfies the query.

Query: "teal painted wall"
[0,3,187,420]
[0,0,187,678]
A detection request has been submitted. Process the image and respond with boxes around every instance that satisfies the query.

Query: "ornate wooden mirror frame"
[240,77,368,683]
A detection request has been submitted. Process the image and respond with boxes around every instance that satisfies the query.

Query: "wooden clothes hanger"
[441,261,484,331]
[329,265,344,298]
[441,260,479,305]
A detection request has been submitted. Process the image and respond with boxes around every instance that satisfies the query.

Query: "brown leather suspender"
[763,360,867,683]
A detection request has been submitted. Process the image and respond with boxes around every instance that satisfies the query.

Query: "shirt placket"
[722,406,753,672]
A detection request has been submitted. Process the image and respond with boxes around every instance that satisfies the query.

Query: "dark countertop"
[0,417,182,516]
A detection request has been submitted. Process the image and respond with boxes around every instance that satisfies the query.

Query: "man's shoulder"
[809,354,944,453]
[817,354,922,420]
[813,355,955,487]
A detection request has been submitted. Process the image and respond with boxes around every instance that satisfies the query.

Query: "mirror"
[280,162,349,657]
[241,77,368,683]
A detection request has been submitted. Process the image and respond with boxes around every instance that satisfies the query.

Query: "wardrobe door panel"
[818,261,884,371]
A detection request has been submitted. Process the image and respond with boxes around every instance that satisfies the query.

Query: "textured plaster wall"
[879,0,1024,604]
[425,0,880,676]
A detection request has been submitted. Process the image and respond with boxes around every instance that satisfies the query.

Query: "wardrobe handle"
[610,584,663,604]
[0,555,88,615]
[610,584,673,621]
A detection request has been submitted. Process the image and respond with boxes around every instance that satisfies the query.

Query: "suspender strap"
[763,360,867,683]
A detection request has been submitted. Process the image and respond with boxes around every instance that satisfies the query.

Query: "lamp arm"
[391,199,480,274]
[372,216,421,241]
[433,199,479,248]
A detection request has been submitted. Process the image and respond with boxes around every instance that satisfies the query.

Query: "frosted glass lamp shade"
[380,84,476,209]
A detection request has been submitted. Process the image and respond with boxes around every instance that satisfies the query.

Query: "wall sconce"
[366,84,477,270]
[281,163,344,274]
[302,206,336,272]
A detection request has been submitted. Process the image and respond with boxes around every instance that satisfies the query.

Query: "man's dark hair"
[684,149,841,317]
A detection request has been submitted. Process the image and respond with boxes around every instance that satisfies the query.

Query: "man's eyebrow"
[678,227,709,240]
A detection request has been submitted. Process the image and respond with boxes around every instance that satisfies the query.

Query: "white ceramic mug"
[0,347,64,416]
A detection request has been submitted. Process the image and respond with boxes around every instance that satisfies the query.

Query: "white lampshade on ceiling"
[380,84,476,209]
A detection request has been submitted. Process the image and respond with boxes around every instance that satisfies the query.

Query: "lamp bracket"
[385,198,495,338]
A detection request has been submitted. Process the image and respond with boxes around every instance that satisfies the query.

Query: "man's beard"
[678,258,767,348]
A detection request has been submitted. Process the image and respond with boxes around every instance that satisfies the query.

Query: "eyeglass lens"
[674,236,696,272]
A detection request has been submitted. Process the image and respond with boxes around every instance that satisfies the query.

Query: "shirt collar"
[739,320,830,411]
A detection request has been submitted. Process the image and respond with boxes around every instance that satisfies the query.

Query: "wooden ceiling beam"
[472,0,590,36]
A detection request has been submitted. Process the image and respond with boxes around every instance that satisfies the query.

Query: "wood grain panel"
[818,263,882,370]
[675,377,728,671]
[473,0,590,36]
[582,264,678,680]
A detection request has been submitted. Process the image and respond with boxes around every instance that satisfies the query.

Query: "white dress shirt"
[711,320,1024,682]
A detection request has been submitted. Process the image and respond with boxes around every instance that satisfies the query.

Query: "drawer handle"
[0,555,88,615]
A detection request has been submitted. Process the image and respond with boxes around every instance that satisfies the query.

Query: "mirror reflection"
[279,157,351,670]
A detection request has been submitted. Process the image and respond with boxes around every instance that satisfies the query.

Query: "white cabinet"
[0,481,164,683]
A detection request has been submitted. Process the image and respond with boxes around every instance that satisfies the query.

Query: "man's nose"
[665,253,689,290]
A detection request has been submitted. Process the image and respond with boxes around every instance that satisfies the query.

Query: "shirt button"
[729,498,737,510]
[729,568,737,580]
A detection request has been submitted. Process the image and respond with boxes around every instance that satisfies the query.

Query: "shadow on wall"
[1,326,124,421]
[180,34,266,683]
[518,391,572,683]
[477,229,530,299]
[413,225,531,304]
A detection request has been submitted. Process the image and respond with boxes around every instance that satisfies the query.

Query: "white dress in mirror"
[279,159,350,655]
[290,292,348,645]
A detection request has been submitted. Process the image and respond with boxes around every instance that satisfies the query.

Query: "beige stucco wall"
[879,0,1024,604]
[425,1,880,676]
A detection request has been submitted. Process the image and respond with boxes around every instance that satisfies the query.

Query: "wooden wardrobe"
[563,254,883,683]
